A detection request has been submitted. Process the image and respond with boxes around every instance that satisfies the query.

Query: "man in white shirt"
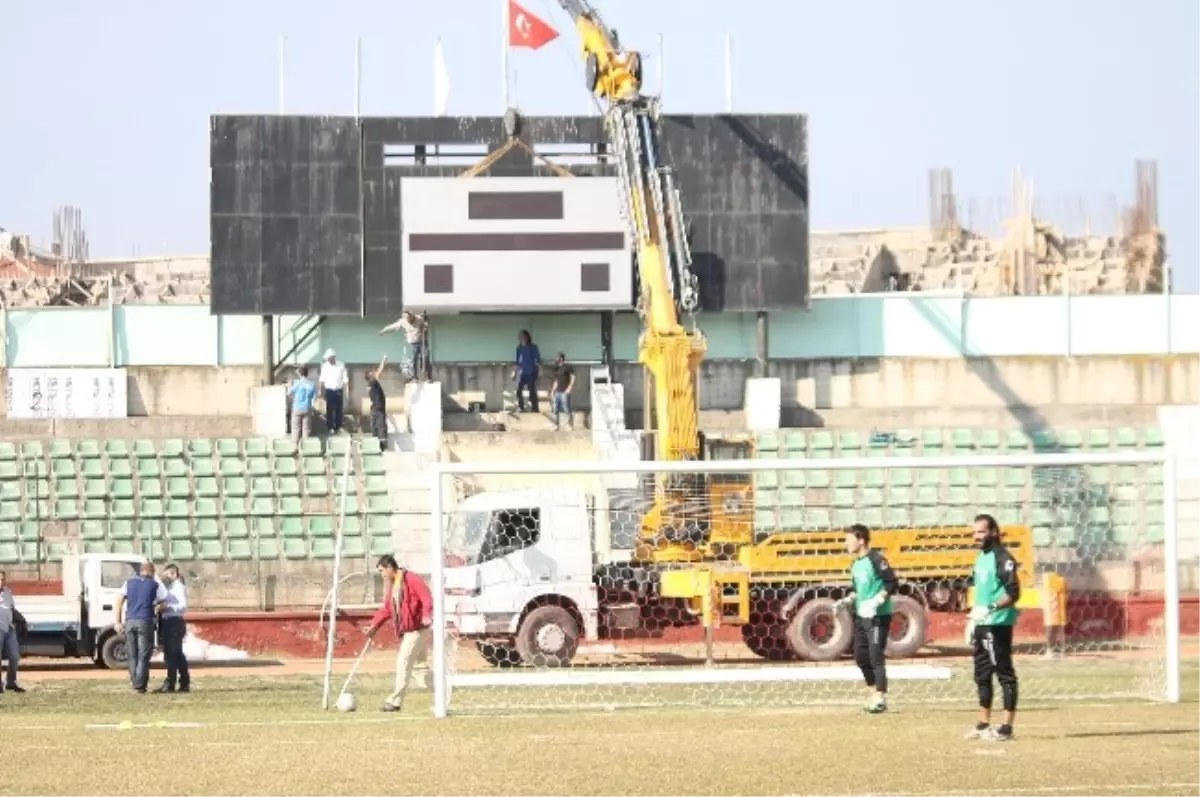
[156,564,190,693]
[318,349,349,435]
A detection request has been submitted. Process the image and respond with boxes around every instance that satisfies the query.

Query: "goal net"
[427,450,1180,717]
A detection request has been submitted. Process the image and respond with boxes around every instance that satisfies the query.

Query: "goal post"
[429,451,1181,718]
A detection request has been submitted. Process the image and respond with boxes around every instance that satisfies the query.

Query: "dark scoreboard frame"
[209,113,810,316]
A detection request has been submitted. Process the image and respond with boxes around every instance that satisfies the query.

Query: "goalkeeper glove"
[856,593,886,619]
[834,595,855,612]
[969,604,992,623]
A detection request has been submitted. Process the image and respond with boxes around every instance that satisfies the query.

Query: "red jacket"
[369,570,433,637]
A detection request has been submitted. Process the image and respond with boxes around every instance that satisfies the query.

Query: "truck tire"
[741,621,796,661]
[786,597,853,662]
[515,606,579,668]
[99,633,127,670]
[476,641,521,668]
[885,595,928,658]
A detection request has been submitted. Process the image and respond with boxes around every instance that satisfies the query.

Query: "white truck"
[15,552,145,669]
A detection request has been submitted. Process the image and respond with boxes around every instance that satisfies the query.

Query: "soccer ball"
[336,692,357,713]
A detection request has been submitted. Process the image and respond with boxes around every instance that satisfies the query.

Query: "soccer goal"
[427,450,1182,718]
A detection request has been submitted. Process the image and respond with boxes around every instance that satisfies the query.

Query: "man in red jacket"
[365,555,434,712]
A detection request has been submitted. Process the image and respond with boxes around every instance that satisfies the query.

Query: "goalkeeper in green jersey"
[964,513,1021,742]
[836,524,900,714]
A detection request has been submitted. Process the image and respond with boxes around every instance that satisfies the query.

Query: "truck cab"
[443,488,601,667]
[16,552,145,668]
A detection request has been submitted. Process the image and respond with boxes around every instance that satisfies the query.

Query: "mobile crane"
[439,1,1043,667]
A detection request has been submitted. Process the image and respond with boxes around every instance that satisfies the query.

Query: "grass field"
[0,659,1196,796]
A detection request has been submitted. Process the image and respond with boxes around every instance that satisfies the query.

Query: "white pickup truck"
[15,552,145,669]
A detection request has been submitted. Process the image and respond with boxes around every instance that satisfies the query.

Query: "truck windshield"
[448,511,491,563]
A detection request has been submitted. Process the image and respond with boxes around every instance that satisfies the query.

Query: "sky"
[1,0,1196,291]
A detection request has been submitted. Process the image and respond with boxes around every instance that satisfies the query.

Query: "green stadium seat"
[302,457,326,477]
[300,438,323,456]
[110,499,135,519]
[860,488,884,507]
[198,540,224,560]
[974,469,999,487]
[0,462,17,480]
[137,518,164,541]
[137,459,160,478]
[305,516,332,537]
[78,458,103,478]
[166,519,190,540]
[82,541,107,555]
[1031,506,1056,527]
[1032,526,1053,547]
[305,476,329,497]
[109,459,132,478]
[16,522,37,542]
[775,507,801,528]
[81,499,106,519]
[777,488,802,509]
[951,428,974,450]
[219,459,245,478]
[366,496,391,515]
[216,438,241,458]
[158,459,185,479]
[250,477,274,497]
[246,458,270,477]
[20,441,44,459]
[275,457,298,477]
[1002,430,1027,451]
[188,439,213,457]
[132,439,156,458]
[364,476,389,497]
[223,497,247,516]
[54,477,79,498]
[252,517,275,539]
[49,440,73,459]
[778,470,802,489]
[859,508,884,527]
[977,429,1001,450]
[831,509,855,528]
[0,443,15,460]
[863,469,886,489]
[79,520,106,541]
[886,487,912,505]
[73,439,100,458]
[883,507,912,528]
[916,468,940,487]
[342,535,366,558]
[139,498,165,518]
[191,458,214,479]
[283,539,308,559]
[1030,429,1056,450]
[280,497,302,516]
[920,428,944,449]
[138,478,163,499]
[367,515,391,535]
[1058,430,1083,449]
[838,431,863,452]
[368,534,392,555]
[781,431,804,456]
[946,487,970,506]
[362,454,385,476]
[194,476,219,498]
[343,516,364,535]
[828,470,852,489]
[194,518,220,540]
[806,470,830,489]
[331,456,356,476]
[195,498,218,518]
[1146,464,1164,485]
[0,542,20,564]
[974,487,998,505]
[228,539,253,560]
[110,540,135,556]
[1002,468,1026,488]
[105,439,130,457]
[53,498,78,520]
[272,438,295,457]
[223,477,247,496]
[250,497,275,517]
[280,517,305,538]
[244,438,269,458]
[915,487,939,506]
[110,478,134,499]
[833,489,855,508]
[0,482,19,502]
[1143,427,1164,448]
[256,537,280,559]
[809,431,834,452]
[160,439,185,458]
[167,478,191,499]
[338,495,360,514]
[999,487,1022,506]
[946,468,969,487]
[328,437,351,455]
[170,539,196,561]
[1146,524,1165,543]
[1086,428,1111,449]
[225,517,249,539]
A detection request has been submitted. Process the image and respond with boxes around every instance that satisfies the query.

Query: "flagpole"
[353,37,362,118]
[723,33,733,113]
[501,0,510,110]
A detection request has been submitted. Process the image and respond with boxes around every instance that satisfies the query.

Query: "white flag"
[434,36,451,116]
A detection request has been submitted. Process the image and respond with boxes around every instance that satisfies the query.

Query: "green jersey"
[972,543,1021,626]
[851,550,898,617]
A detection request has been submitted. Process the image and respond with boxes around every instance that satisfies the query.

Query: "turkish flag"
[508,0,559,50]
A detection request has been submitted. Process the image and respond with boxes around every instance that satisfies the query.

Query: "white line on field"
[864,784,1200,796]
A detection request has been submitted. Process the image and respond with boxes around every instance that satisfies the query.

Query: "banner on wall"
[4,368,128,419]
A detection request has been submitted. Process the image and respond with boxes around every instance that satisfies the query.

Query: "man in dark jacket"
[0,570,27,694]
[365,555,433,713]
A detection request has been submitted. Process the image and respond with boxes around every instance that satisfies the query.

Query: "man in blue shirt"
[287,366,317,451]
[114,561,166,694]
[512,329,541,413]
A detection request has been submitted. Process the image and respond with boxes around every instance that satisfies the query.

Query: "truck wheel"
[515,606,579,668]
[99,633,127,670]
[787,597,853,662]
[885,595,928,658]
[476,641,521,668]
[741,621,796,661]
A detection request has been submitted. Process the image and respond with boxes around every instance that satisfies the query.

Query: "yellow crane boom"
[557,0,712,560]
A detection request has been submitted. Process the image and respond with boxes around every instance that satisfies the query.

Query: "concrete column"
[756,310,768,378]
[262,315,274,386]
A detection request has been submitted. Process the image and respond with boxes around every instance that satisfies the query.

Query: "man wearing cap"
[318,349,349,435]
